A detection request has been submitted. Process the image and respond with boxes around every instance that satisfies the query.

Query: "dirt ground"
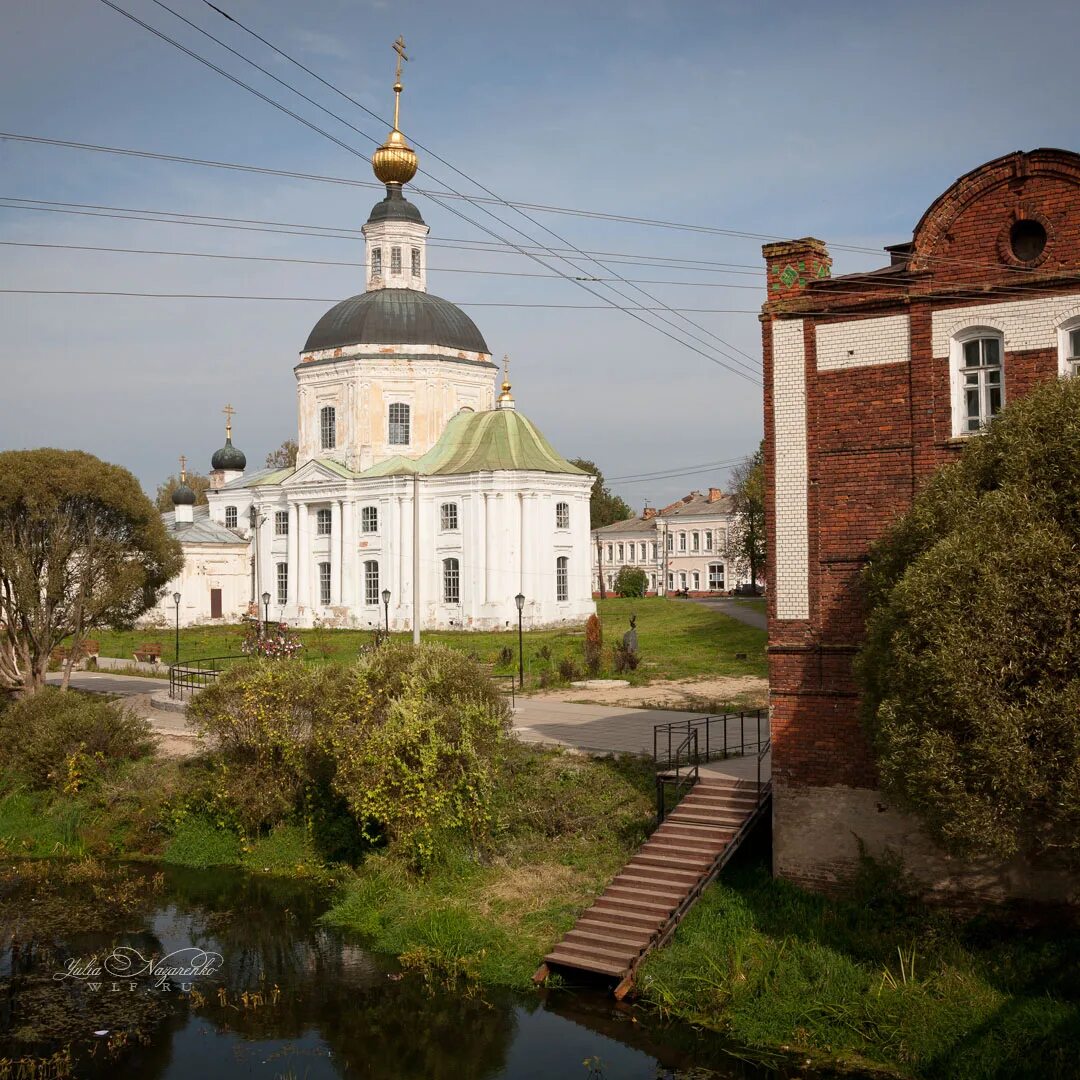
[527,674,768,712]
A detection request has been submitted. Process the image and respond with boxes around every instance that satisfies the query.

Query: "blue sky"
[3,0,1079,507]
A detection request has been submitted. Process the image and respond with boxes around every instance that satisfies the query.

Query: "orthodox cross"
[223,402,235,437]
[503,353,511,384]
[179,454,187,482]
[391,35,409,129]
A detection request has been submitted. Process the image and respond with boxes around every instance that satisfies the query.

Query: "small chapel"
[158,44,595,631]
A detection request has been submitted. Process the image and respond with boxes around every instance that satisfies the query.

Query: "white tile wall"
[817,314,911,370]
[932,292,1080,356]
[772,319,810,620]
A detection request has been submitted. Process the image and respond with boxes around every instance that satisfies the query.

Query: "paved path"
[690,597,767,631]
[46,671,168,696]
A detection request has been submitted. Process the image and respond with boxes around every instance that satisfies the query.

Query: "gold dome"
[372,126,418,186]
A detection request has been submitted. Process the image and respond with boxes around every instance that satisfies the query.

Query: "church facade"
[162,64,595,632]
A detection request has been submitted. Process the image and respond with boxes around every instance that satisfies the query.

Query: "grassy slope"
[86,597,766,685]
[640,857,1080,1079]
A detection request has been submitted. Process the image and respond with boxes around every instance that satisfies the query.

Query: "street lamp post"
[514,592,525,688]
[172,592,181,665]
[381,588,391,637]
[262,591,271,635]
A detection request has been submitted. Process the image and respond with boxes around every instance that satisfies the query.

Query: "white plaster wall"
[931,291,1080,356]
[816,314,911,370]
[361,217,429,292]
[772,319,810,620]
[156,543,251,629]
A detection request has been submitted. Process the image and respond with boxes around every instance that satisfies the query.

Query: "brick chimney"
[642,507,657,519]
[708,487,723,502]
[762,237,832,303]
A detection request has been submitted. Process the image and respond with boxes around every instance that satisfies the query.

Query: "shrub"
[557,657,580,682]
[0,689,152,791]
[613,644,640,673]
[240,620,302,659]
[614,566,647,598]
[584,614,603,675]
[498,645,514,665]
[320,642,512,865]
[856,377,1080,867]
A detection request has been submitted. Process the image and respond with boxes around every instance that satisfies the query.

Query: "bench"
[479,664,516,708]
[50,639,102,665]
[133,642,164,663]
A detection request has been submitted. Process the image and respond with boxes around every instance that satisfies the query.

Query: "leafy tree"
[0,449,183,694]
[265,439,299,470]
[726,442,765,591]
[615,565,647,598]
[569,458,633,528]
[856,377,1080,868]
[155,471,210,511]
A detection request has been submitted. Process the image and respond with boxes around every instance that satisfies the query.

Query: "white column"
[258,509,273,612]
[296,502,309,611]
[287,503,299,608]
[484,493,495,604]
[330,499,342,605]
[521,493,535,602]
[341,499,353,610]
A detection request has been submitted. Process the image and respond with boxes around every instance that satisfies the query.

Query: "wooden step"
[574,915,657,942]
[548,938,634,965]
[650,831,730,852]
[666,809,746,828]
[681,792,758,809]
[581,902,664,928]
[619,861,701,883]
[592,894,675,918]
[671,801,748,819]
[605,883,687,906]
[638,840,724,861]
[564,926,649,951]
[614,873,693,897]
[545,948,626,977]
[633,850,713,872]
[655,823,735,842]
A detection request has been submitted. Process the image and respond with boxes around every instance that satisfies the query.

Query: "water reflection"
[1,862,783,1079]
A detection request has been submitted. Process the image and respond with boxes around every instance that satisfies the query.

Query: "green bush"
[0,688,152,791]
[614,565,647,598]
[857,376,1080,867]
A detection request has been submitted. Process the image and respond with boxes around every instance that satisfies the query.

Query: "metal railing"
[653,708,768,768]
[655,727,699,823]
[168,655,247,700]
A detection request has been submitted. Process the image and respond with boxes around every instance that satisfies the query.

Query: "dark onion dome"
[303,289,490,355]
[211,437,247,472]
[172,481,196,506]
[366,183,424,225]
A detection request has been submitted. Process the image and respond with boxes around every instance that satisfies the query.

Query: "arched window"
[443,557,460,604]
[556,556,569,601]
[411,247,421,277]
[555,501,570,529]
[951,329,1003,435]
[319,562,331,605]
[320,405,336,450]
[440,502,458,531]
[224,506,237,529]
[1058,316,1080,377]
[361,506,378,533]
[371,247,382,276]
[364,560,379,605]
[388,403,410,445]
[316,508,332,535]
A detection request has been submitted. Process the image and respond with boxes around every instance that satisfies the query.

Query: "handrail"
[168,654,247,700]
[656,727,698,824]
[653,708,768,768]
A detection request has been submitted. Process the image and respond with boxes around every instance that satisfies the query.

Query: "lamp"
[172,592,181,665]
[261,591,271,634]
[514,592,525,688]
[382,588,391,635]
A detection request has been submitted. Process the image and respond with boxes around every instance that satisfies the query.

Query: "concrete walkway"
[690,596,767,631]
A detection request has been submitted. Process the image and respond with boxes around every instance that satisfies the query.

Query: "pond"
[1,862,807,1079]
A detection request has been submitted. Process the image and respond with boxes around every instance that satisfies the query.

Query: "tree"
[614,566,647,598]
[155,471,210,512]
[265,439,298,470]
[726,442,765,591]
[856,377,1080,868]
[569,458,633,529]
[0,449,184,694]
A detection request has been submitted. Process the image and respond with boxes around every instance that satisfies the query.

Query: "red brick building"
[761,149,1080,902]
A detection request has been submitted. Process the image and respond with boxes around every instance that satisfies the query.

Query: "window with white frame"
[390,246,402,274]
[649,573,656,591]
[678,532,687,552]
[666,533,673,552]
[617,543,624,562]
[639,542,647,561]
[411,247,421,277]
[319,562,331,605]
[275,510,289,536]
[440,502,458,531]
[361,505,378,533]
[651,541,658,560]
[316,508,331,535]
[667,572,674,590]
[704,531,713,551]
[709,563,724,590]
[224,506,237,529]
[371,248,382,276]
[1060,320,1080,377]
[556,556,569,601]
[692,571,700,591]
[364,560,379,605]
[556,501,570,529]
[443,557,460,604]
[276,562,288,605]
[320,405,336,450]
[607,573,614,590]
[606,544,613,562]
[679,571,687,590]
[691,531,700,552]
[952,331,1004,435]
[388,402,410,445]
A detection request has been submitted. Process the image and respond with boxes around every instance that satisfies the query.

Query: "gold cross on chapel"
[223,402,235,437]
[179,454,187,481]
[392,35,409,80]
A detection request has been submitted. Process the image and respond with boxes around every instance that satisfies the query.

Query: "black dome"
[303,289,490,355]
[172,482,196,506]
[211,438,246,472]
[366,184,425,225]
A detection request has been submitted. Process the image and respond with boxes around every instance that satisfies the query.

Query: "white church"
[159,58,595,632]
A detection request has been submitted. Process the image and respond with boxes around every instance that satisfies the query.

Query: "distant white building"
[161,64,595,631]
[591,489,751,596]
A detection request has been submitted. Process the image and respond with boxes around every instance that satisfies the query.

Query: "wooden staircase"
[535,774,770,997]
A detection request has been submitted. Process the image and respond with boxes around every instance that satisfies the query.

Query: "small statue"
[622,614,638,656]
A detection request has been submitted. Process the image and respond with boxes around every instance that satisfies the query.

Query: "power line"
[609,457,746,481]
[95,0,762,385]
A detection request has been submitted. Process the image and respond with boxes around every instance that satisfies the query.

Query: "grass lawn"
[87,597,766,686]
